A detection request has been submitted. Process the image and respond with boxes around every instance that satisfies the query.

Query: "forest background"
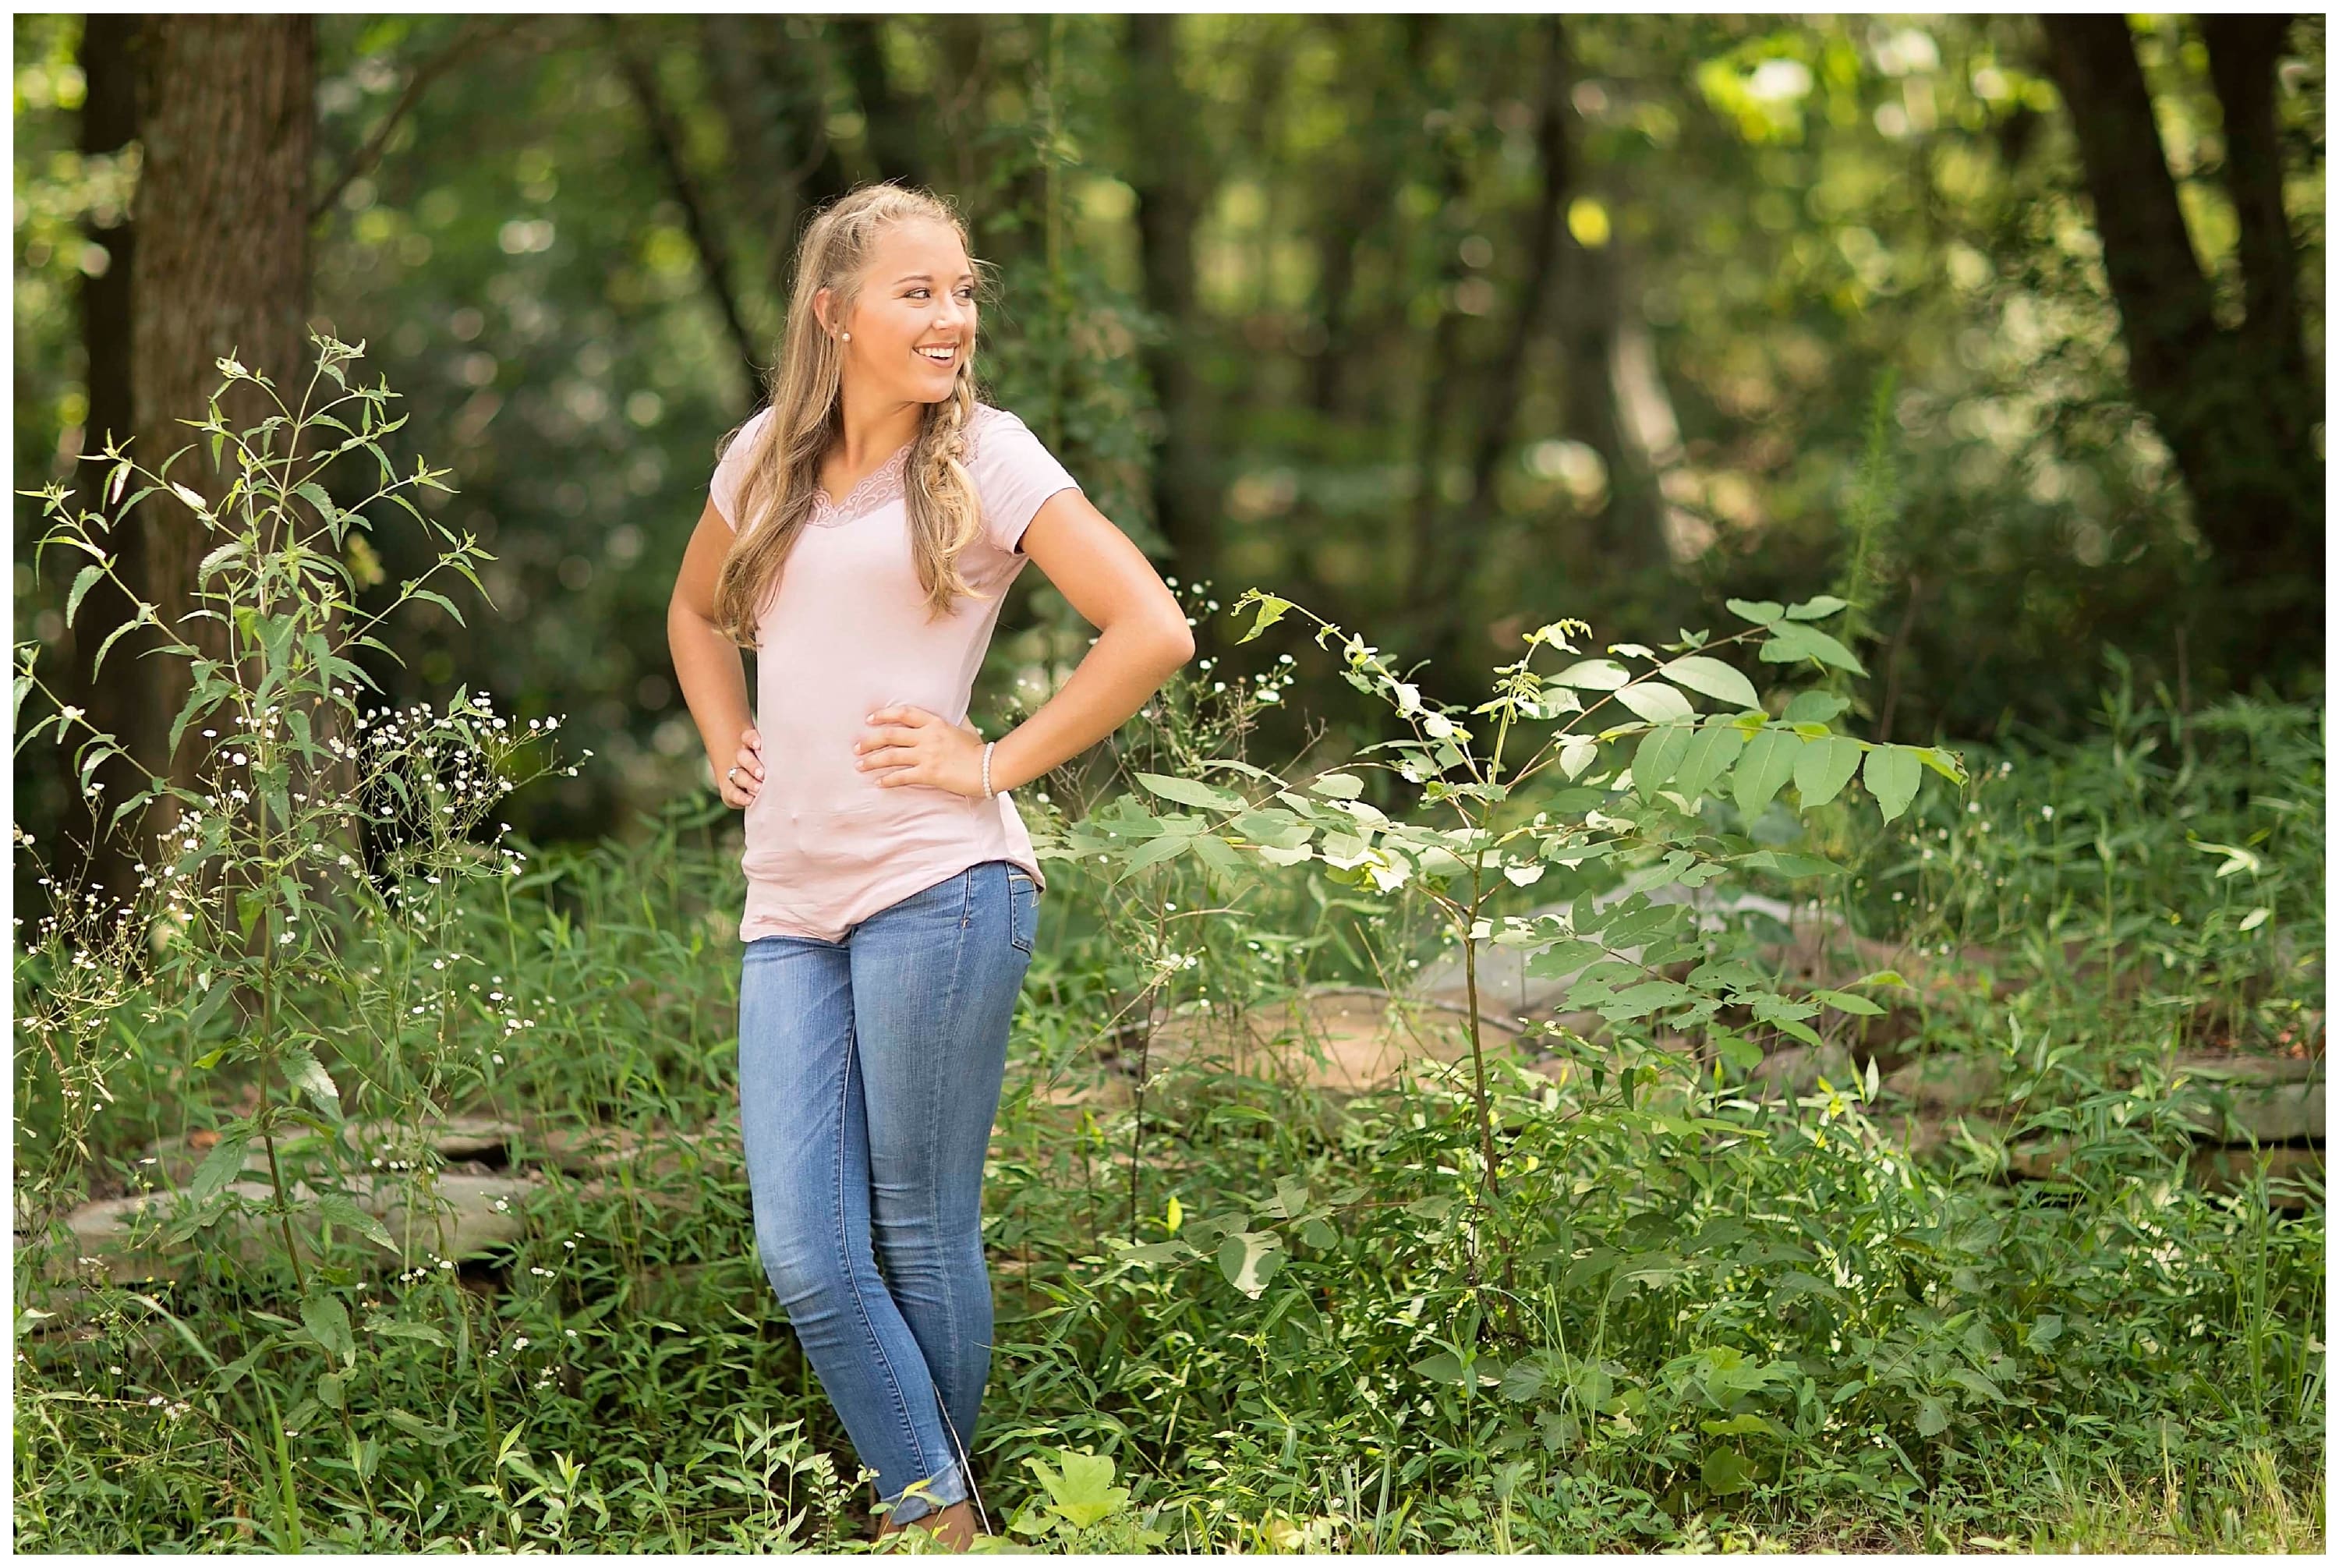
[12,12,2324,902]
[9,13,2328,1552]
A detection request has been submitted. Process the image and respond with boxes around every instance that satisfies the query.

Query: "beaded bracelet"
[982,740,996,799]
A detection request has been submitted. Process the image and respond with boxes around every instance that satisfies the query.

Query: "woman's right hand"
[717,726,765,809]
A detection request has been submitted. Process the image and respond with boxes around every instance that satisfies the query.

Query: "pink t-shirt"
[706,402,1074,943]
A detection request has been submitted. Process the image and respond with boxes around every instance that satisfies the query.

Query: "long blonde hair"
[713,184,992,643]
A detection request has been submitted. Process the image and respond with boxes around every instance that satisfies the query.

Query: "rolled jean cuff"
[882,1459,967,1526]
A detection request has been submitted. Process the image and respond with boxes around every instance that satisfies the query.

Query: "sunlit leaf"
[1661,654,1760,710]
[1863,745,1921,822]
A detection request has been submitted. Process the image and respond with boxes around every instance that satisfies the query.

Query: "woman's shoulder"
[963,401,1040,462]
[722,404,777,455]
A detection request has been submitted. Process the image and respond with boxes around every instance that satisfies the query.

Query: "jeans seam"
[831,1005,933,1485]
[930,869,975,1426]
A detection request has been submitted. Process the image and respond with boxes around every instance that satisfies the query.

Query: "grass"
[12,681,2324,1552]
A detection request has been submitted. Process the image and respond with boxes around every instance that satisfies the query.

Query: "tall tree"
[2040,16,2322,687]
[1125,14,1217,588]
[610,22,761,402]
[1409,19,1577,680]
[836,19,923,189]
[129,16,315,827]
[60,12,149,903]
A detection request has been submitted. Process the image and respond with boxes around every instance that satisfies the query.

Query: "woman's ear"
[812,286,835,338]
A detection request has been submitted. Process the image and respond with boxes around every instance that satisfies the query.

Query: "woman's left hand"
[854,705,989,798]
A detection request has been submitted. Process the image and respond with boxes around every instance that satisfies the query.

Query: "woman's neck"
[832,380,924,473]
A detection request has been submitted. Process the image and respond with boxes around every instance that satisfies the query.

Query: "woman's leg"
[849,862,1037,1499]
[736,933,966,1527]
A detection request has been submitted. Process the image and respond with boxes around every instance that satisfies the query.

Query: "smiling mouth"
[915,345,959,365]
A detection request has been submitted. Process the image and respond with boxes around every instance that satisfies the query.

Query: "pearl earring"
[840,331,851,342]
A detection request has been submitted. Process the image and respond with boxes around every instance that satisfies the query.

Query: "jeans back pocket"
[1007,868,1038,953]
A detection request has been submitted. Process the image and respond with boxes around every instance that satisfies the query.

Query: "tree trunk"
[62,12,150,905]
[610,21,760,402]
[836,19,922,189]
[130,16,314,834]
[1126,14,1217,589]
[2202,18,2312,451]
[2040,16,2321,688]
[1421,18,1573,678]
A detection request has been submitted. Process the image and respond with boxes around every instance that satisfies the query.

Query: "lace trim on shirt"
[804,407,998,527]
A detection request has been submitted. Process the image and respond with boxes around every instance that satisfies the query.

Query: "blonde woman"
[667,183,1192,1547]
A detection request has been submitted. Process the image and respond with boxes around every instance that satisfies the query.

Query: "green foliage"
[15,336,571,1337]
[10,693,2323,1548]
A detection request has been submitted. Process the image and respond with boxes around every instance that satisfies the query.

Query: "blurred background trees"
[15,13,2324,905]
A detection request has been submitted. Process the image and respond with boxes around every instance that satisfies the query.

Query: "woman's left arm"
[982,489,1195,791]
[855,488,1194,797]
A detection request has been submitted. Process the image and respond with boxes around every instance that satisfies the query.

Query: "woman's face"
[827,218,977,406]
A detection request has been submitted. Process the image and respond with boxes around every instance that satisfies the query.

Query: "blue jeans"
[738,858,1039,1526]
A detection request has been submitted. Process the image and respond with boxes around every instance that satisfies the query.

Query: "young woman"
[666,183,1193,1547]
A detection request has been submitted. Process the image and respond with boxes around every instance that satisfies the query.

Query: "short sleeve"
[967,405,1080,555]
[708,407,774,533]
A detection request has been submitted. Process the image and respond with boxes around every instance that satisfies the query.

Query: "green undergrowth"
[14,696,2325,1552]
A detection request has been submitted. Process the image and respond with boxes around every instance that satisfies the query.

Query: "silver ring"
[726,766,740,782]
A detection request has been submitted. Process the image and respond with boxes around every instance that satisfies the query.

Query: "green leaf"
[1270,1173,1311,1219]
[407,588,468,628]
[1733,850,1838,879]
[1217,1231,1284,1299]
[1308,771,1364,799]
[1782,690,1850,724]
[1632,721,1692,799]
[1191,833,1246,878]
[1701,1449,1755,1494]
[1915,1395,1951,1438]
[87,614,147,681]
[1759,621,1867,675]
[363,1318,450,1347]
[1028,1449,1129,1530]
[1863,746,1921,823]
[1784,594,1849,621]
[1235,594,1290,643]
[1412,1351,1502,1389]
[1551,658,1629,691]
[1557,735,1598,779]
[1714,1032,1765,1073]
[1135,772,1244,812]
[385,1409,459,1446]
[294,481,338,524]
[1725,599,1784,626]
[1810,988,1885,1017]
[318,1192,397,1255]
[283,1046,342,1120]
[196,540,245,582]
[188,1129,253,1205]
[1614,681,1693,724]
[301,1292,356,1368]
[1917,745,1967,783]
[1661,655,1759,710]
[1120,833,1191,871]
[1793,735,1863,807]
[1601,980,1694,1021]
[316,1372,345,1410]
[64,565,104,630]
[1499,1359,1548,1403]
[1226,819,1319,851]
[1114,1241,1193,1266]
[1732,729,1803,821]
[1672,722,1745,803]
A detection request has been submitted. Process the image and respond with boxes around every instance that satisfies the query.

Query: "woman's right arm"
[667,499,764,808]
